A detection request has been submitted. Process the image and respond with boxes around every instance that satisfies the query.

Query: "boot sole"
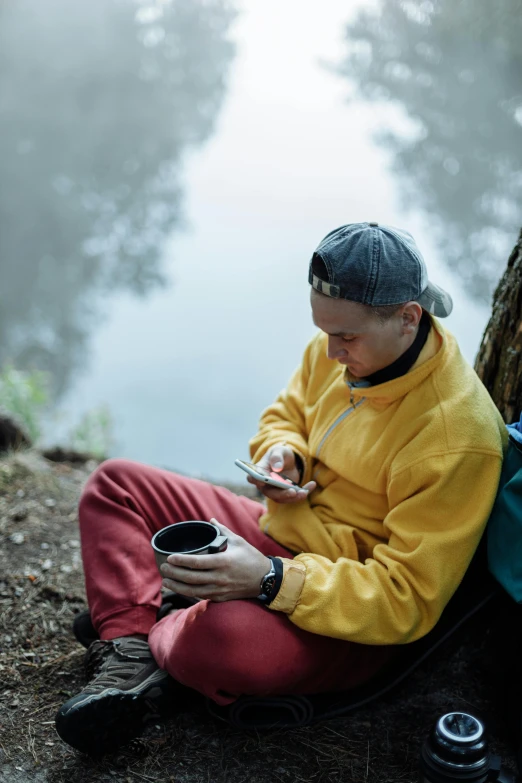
[55,671,171,755]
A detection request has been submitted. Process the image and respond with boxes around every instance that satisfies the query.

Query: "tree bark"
[474,229,522,423]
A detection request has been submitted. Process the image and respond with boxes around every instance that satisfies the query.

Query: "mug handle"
[208,535,228,554]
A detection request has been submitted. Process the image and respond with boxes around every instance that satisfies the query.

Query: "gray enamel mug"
[151,521,228,572]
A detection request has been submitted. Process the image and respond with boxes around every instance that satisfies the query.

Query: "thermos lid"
[421,711,490,778]
[421,712,517,782]
[437,713,484,746]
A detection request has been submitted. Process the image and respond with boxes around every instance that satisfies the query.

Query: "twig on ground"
[27,702,61,716]
[27,719,39,764]
[40,648,84,668]
[0,738,12,760]
[125,771,161,782]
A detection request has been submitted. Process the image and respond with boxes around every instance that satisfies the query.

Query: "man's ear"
[401,302,423,334]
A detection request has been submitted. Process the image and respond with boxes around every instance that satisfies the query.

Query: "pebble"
[41,542,50,549]
[16,489,25,498]
[60,564,72,573]
[68,539,80,548]
[9,506,28,521]
[9,532,25,545]
[41,559,53,570]
[44,498,56,508]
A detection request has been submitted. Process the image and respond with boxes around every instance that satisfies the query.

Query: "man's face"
[310,289,419,378]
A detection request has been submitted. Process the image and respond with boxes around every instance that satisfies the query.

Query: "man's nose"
[327,336,346,360]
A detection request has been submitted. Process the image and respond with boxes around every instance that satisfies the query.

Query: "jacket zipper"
[314,385,366,461]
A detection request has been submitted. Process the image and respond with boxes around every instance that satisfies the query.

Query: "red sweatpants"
[79,459,392,705]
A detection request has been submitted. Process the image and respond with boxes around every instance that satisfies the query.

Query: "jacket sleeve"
[269,449,503,645]
[249,337,316,473]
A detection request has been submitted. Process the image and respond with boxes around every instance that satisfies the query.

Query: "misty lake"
[1,0,521,481]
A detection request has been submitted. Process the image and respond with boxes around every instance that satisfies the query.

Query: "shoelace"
[84,639,152,689]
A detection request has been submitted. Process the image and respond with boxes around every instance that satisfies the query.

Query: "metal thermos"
[419,712,517,782]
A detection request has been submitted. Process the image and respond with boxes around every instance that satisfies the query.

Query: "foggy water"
[1,0,521,481]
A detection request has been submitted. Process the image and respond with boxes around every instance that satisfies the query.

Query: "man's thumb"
[269,448,284,470]
[210,517,232,536]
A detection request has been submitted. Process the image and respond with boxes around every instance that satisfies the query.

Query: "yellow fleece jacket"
[249,318,506,645]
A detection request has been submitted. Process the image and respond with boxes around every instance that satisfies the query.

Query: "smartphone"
[234,459,300,490]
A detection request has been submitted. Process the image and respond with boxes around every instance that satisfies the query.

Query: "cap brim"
[417,282,453,318]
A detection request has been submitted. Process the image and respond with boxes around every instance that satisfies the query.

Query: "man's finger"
[262,485,308,503]
[246,474,266,490]
[161,563,222,585]
[302,481,317,492]
[209,518,239,543]
[161,577,218,598]
[209,517,229,534]
[261,485,295,500]
[166,552,226,570]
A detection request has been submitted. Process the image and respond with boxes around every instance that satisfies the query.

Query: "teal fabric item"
[488,426,522,602]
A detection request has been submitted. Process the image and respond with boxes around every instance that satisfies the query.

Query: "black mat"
[207,541,500,728]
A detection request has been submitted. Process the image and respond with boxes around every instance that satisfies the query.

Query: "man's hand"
[160,519,272,602]
[248,443,316,503]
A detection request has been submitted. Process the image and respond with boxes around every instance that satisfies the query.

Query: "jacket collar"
[344,316,446,404]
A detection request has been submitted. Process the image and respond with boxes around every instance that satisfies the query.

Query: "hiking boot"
[55,637,171,755]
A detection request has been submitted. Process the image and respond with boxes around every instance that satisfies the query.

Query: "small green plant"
[0,364,114,457]
[0,364,49,442]
[68,406,114,459]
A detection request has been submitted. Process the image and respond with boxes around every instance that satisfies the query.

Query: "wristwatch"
[257,558,277,602]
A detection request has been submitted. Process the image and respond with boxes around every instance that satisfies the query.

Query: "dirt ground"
[0,449,519,783]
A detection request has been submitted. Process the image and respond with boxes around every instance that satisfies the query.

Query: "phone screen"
[239,461,296,486]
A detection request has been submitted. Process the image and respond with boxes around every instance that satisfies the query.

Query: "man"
[55,222,506,755]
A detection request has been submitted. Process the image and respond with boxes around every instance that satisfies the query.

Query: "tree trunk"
[474,228,522,423]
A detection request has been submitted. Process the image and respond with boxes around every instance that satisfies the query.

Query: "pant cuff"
[96,605,158,640]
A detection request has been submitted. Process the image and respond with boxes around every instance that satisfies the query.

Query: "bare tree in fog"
[0,0,235,395]
[337,0,522,301]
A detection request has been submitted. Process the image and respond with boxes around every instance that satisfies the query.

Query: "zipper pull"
[347,382,355,406]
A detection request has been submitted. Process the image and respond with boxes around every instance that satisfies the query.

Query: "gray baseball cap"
[309,222,453,317]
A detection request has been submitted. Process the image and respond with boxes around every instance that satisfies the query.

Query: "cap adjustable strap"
[311,273,340,298]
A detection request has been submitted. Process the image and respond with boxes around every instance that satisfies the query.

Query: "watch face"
[262,575,276,597]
